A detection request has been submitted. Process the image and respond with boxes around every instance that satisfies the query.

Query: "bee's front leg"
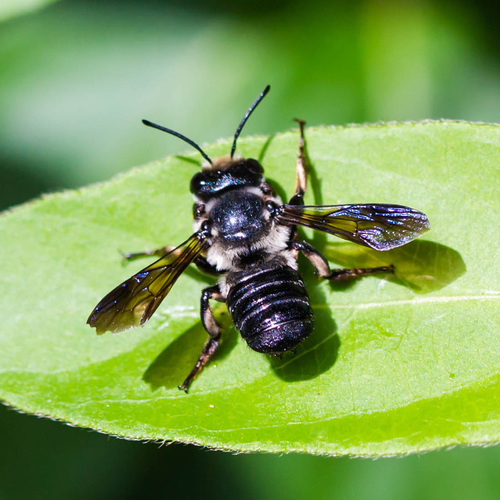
[122,246,221,276]
[121,245,175,261]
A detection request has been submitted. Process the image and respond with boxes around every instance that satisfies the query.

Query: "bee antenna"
[230,85,270,159]
[142,119,213,165]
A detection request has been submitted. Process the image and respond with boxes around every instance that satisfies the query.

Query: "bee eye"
[190,172,207,194]
[266,200,279,216]
[200,220,212,235]
[193,203,205,218]
[245,159,264,174]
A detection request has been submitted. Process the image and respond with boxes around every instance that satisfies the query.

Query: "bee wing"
[87,233,208,334]
[277,204,430,251]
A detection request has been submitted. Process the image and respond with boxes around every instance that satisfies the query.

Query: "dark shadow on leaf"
[257,134,276,164]
[175,155,202,167]
[270,274,340,383]
[180,265,218,285]
[266,176,288,204]
[303,126,327,250]
[322,239,466,293]
[260,135,292,205]
[143,308,236,391]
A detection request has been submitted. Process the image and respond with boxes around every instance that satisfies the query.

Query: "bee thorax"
[210,190,268,247]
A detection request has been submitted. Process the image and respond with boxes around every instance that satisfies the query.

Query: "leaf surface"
[0,121,498,456]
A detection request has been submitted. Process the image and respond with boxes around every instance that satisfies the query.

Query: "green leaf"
[0,0,58,22]
[1,121,498,456]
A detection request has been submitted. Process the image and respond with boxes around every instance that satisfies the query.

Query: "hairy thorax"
[193,186,296,272]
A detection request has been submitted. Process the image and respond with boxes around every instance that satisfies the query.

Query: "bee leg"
[121,245,175,261]
[179,285,225,392]
[288,118,308,206]
[179,335,220,393]
[326,265,395,281]
[292,241,394,281]
[200,285,224,336]
[122,247,220,276]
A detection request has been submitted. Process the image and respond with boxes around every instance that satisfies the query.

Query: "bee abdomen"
[226,266,314,353]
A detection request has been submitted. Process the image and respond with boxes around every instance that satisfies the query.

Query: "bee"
[87,85,430,392]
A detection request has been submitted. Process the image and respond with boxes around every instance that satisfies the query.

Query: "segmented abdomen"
[226,265,314,353]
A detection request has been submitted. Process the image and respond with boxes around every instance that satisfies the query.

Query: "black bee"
[87,85,430,391]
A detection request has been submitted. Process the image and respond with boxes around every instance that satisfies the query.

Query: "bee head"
[189,158,264,201]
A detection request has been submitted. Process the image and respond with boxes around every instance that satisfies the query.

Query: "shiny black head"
[190,158,264,202]
[209,188,269,247]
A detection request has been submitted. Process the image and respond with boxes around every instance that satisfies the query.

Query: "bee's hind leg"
[292,241,395,281]
[326,265,395,281]
[288,118,308,206]
[179,284,225,393]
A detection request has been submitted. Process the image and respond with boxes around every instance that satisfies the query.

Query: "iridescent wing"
[87,233,208,334]
[277,204,430,251]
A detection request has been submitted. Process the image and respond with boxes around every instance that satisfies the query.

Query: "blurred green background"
[1,0,499,498]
